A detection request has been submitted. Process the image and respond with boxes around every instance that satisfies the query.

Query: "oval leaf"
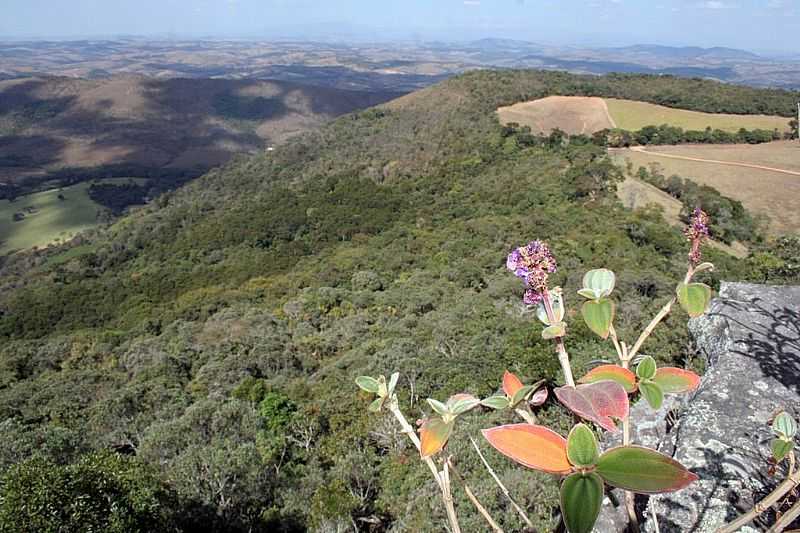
[560,473,604,533]
[577,288,598,300]
[482,424,571,474]
[511,385,535,407]
[388,372,400,396]
[596,445,698,494]
[542,322,566,340]
[582,269,616,299]
[536,289,565,325]
[448,394,481,416]
[368,397,384,412]
[639,380,664,410]
[481,395,510,410]
[356,376,380,394]
[529,386,549,407]
[653,367,701,394]
[773,411,798,439]
[567,424,599,467]
[554,381,629,433]
[503,370,524,398]
[427,398,449,416]
[772,438,794,462]
[420,417,454,458]
[676,282,712,318]
[579,365,637,393]
[581,299,614,339]
[636,356,657,381]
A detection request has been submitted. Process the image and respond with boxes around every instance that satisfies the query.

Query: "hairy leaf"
[388,372,400,396]
[581,299,614,339]
[419,417,454,458]
[427,398,449,416]
[567,424,599,467]
[554,381,629,433]
[652,367,701,394]
[772,438,794,462]
[596,445,698,493]
[542,322,567,340]
[773,411,798,439]
[530,385,549,407]
[638,380,664,410]
[481,424,571,474]
[636,356,657,381]
[536,289,565,325]
[676,282,712,318]
[481,396,510,410]
[356,376,380,394]
[502,370,524,398]
[448,394,480,415]
[579,365,637,393]
[582,268,616,299]
[368,397,384,412]
[560,473,604,533]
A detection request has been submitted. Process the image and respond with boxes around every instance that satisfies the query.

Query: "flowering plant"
[355,209,725,533]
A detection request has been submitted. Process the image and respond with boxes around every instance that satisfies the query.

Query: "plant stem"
[609,323,624,362]
[650,497,661,533]
[541,289,575,387]
[619,357,640,533]
[387,400,462,533]
[470,437,535,529]
[718,462,800,533]
[447,457,505,533]
[767,497,800,533]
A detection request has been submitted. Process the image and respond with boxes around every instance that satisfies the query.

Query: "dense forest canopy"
[0,70,798,532]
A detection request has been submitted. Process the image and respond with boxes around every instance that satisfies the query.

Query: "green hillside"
[0,70,798,532]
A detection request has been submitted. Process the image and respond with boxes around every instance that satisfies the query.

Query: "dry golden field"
[613,141,800,235]
[497,96,616,135]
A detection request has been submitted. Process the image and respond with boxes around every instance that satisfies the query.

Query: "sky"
[2,0,799,53]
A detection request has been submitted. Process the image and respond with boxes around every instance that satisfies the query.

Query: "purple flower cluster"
[684,207,710,265]
[506,240,557,305]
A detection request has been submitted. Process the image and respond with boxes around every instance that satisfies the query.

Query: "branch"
[470,437,534,529]
[768,497,800,533]
[718,464,800,533]
[447,457,505,533]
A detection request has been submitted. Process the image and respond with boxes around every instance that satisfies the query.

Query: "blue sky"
[2,0,799,53]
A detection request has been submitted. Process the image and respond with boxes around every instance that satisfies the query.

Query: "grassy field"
[497,96,615,134]
[605,98,792,133]
[0,178,143,254]
[613,141,800,235]
[498,96,792,135]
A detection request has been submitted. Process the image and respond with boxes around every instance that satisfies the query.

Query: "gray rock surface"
[642,282,800,532]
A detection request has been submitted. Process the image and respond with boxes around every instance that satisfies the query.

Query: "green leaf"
[377,375,388,397]
[581,299,614,339]
[356,376,380,394]
[481,396,510,410]
[694,262,715,274]
[536,289,565,325]
[560,473,604,533]
[449,395,481,416]
[582,269,616,299]
[638,380,664,410]
[578,365,637,393]
[420,417,455,458]
[652,367,701,394]
[427,398,450,416]
[368,398,384,412]
[542,322,566,340]
[511,384,539,407]
[388,372,400,396]
[577,288,598,300]
[567,424,599,467]
[596,445,698,494]
[773,411,798,439]
[676,282,712,318]
[636,356,657,381]
[772,438,794,462]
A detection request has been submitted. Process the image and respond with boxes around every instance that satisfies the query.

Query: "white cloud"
[698,1,736,8]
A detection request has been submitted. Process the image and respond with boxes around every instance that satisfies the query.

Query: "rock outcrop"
[644,282,800,532]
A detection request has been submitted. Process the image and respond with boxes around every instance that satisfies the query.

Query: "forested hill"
[0,70,798,532]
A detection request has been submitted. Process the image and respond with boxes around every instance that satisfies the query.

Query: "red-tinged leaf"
[555,381,629,433]
[596,445,698,494]
[652,367,701,394]
[419,416,454,458]
[503,370,524,398]
[530,386,548,407]
[578,365,637,393]
[482,423,571,474]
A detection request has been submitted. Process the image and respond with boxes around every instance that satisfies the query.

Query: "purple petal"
[506,249,521,272]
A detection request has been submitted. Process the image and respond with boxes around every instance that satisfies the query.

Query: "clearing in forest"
[497,96,791,135]
[612,141,800,235]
